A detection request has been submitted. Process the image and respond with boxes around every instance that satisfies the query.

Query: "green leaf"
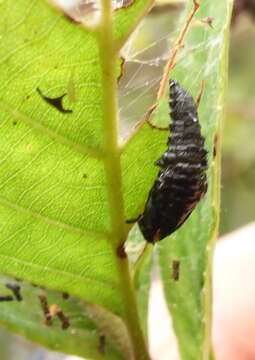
[122,0,233,358]
[0,0,233,358]
[0,0,153,358]
[113,0,154,47]
[0,0,119,314]
[153,1,233,359]
[0,276,125,360]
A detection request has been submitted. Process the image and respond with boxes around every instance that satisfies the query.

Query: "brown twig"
[143,0,200,128]
[121,0,201,149]
[156,0,201,102]
[146,120,169,131]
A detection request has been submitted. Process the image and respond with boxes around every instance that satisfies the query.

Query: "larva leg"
[146,119,169,131]
[147,78,205,130]
[126,215,142,224]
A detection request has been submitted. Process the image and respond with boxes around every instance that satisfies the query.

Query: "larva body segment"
[138,79,208,243]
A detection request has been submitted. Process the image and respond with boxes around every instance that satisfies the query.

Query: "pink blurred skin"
[149,222,255,360]
[213,222,255,360]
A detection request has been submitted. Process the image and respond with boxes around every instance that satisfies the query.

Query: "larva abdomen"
[138,79,208,243]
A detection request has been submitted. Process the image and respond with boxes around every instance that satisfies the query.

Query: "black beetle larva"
[137,79,208,243]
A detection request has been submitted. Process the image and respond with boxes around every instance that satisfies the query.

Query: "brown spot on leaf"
[62,292,70,300]
[98,334,106,354]
[116,243,127,258]
[213,133,219,158]
[37,88,73,114]
[171,259,180,281]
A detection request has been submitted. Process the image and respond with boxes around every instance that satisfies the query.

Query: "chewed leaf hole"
[36,88,73,114]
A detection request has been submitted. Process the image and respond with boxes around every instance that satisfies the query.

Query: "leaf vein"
[0,254,118,289]
[0,196,108,239]
[0,101,103,159]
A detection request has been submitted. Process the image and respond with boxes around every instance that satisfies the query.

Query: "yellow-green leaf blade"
[156,0,233,359]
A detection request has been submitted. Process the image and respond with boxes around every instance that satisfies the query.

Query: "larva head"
[169,78,198,125]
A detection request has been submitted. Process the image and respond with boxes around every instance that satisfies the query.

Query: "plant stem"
[99,1,126,248]
[98,1,151,359]
[117,257,151,360]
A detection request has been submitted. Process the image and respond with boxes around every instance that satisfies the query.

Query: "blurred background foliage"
[0,0,254,358]
[221,10,255,235]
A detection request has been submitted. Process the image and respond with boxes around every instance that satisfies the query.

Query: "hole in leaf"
[37,88,73,114]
